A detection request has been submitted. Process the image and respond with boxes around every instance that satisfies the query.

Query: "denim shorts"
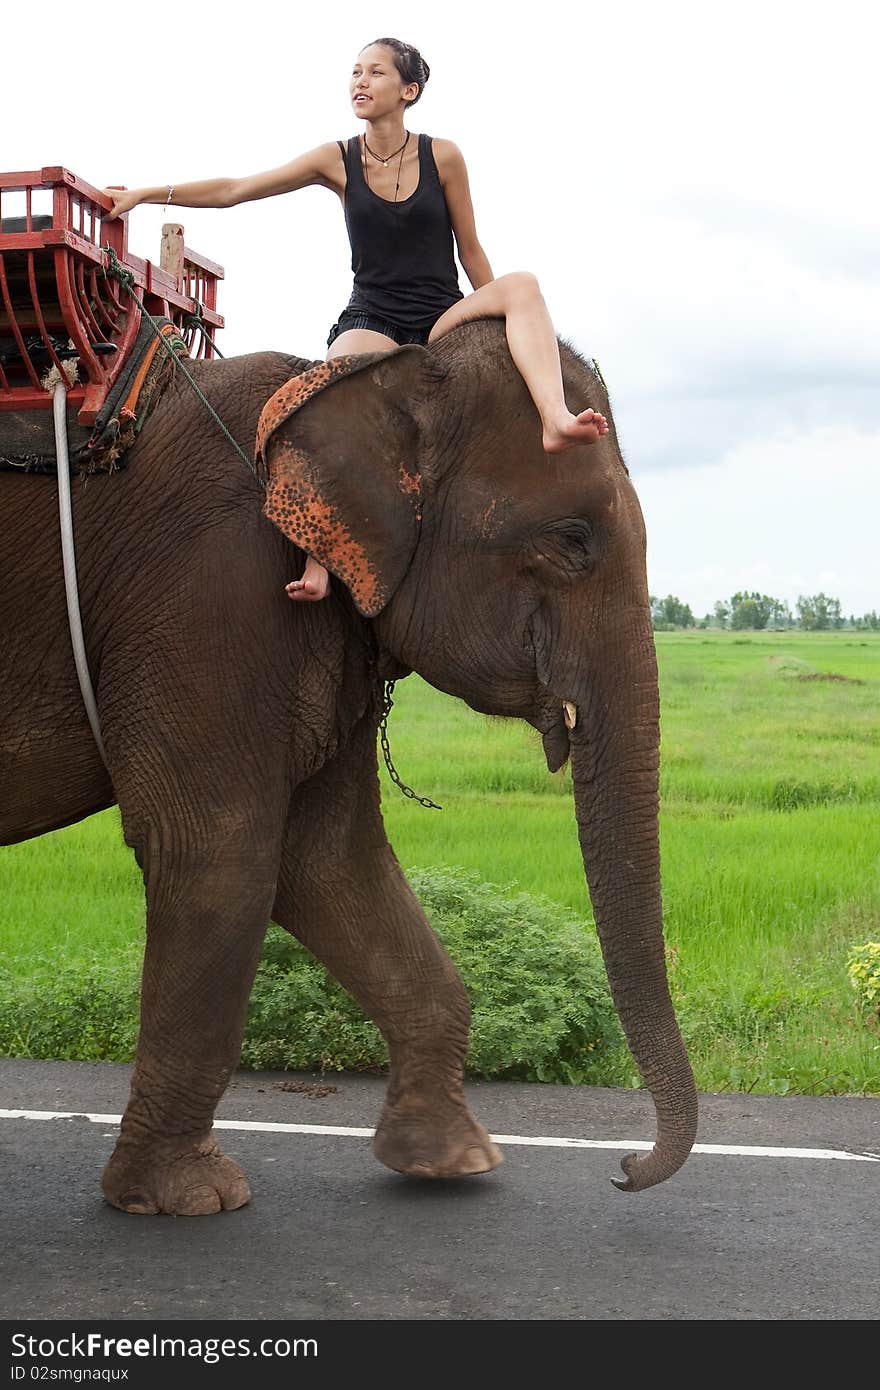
[326,307,437,349]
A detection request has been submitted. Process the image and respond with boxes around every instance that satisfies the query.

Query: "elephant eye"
[532,518,598,573]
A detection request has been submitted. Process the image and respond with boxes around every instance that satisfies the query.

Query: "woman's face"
[350,45,416,117]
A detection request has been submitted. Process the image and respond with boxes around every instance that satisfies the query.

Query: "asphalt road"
[1,1059,878,1321]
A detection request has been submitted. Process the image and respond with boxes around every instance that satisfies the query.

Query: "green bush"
[409,867,627,1084]
[0,954,140,1062]
[243,867,628,1084]
[240,947,389,1074]
[0,868,630,1084]
[847,942,880,1024]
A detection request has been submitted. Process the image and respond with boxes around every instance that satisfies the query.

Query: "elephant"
[0,317,697,1214]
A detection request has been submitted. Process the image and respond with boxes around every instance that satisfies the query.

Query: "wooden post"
[160,222,185,288]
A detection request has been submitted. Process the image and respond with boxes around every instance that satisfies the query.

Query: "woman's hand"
[101,188,143,220]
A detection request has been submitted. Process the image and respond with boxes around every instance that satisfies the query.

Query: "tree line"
[650,591,880,631]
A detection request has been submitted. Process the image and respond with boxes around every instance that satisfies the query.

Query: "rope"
[184,299,226,359]
[102,247,261,488]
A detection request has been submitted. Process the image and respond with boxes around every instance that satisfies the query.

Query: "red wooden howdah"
[0,167,224,425]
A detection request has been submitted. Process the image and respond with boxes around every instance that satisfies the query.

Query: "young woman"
[104,37,608,601]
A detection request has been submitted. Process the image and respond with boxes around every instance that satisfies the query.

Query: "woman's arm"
[102,143,346,219]
[432,139,494,290]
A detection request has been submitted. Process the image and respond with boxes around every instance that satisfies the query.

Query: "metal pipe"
[53,379,108,766]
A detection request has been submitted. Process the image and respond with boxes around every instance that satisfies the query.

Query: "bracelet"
[164,185,174,209]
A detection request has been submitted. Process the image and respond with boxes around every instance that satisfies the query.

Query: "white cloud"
[637,425,880,615]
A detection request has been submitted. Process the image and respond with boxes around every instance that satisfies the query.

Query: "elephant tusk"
[563,701,577,731]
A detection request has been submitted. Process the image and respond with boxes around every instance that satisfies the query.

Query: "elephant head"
[257,319,698,1190]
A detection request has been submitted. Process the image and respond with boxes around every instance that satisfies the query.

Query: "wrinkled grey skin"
[0,319,696,1214]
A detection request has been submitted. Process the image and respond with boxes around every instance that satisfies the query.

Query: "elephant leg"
[272,718,502,1179]
[102,811,283,1216]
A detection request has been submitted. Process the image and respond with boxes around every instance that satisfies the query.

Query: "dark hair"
[365,37,430,105]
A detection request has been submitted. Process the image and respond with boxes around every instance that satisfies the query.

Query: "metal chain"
[102,247,261,486]
[379,680,442,810]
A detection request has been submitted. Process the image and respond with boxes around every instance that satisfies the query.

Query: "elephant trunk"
[567,610,697,1191]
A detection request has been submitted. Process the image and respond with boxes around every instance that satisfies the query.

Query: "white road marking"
[1,1108,878,1162]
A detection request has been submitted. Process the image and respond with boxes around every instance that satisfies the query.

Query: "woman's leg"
[286,328,399,602]
[428,273,609,454]
[326,328,399,361]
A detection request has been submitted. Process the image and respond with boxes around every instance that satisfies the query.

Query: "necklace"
[363,132,409,165]
[361,131,410,202]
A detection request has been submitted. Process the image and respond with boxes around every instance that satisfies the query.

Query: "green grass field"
[2,630,878,1093]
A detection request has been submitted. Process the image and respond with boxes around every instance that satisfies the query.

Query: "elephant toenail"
[177,1185,223,1216]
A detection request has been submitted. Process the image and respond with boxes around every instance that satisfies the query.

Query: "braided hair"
[365,37,431,105]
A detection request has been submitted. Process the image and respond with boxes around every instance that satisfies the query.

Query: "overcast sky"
[6,0,877,615]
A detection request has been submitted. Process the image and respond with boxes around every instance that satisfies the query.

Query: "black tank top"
[338,133,464,330]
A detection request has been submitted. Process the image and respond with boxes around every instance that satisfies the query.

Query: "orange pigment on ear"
[254,356,365,465]
[255,355,417,616]
[263,444,383,615]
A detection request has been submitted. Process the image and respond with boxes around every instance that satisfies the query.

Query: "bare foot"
[285,556,330,602]
[542,407,609,454]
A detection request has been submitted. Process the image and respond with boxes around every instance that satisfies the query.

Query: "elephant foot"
[102,1134,251,1216]
[373,1097,503,1180]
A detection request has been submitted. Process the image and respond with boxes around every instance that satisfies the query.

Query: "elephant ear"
[256,347,435,617]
